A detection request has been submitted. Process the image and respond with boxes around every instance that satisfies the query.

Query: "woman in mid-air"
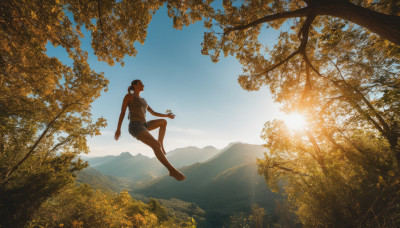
[114,79,186,181]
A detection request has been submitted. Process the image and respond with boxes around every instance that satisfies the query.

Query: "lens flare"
[282,113,306,131]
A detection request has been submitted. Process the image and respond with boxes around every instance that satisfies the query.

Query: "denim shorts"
[128,121,149,139]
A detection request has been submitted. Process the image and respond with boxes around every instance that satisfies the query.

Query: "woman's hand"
[114,129,121,140]
[167,113,175,119]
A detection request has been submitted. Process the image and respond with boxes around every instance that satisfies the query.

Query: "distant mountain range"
[78,143,283,227]
[82,146,220,184]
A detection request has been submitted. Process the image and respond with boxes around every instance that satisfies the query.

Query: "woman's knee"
[160,119,167,126]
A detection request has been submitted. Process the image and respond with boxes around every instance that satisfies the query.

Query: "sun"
[281,113,307,131]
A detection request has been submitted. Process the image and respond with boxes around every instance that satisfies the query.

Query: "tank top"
[128,94,148,122]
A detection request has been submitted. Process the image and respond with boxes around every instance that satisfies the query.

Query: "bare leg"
[137,130,185,181]
[147,119,167,155]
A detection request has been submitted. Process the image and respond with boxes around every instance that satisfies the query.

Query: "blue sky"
[48,7,283,157]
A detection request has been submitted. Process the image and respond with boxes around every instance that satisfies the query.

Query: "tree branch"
[43,137,73,162]
[303,53,386,135]
[302,53,325,78]
[225,1,400,45]
[318,117,349,160]
[272,163,310,177]
[319,96,343,116]
[97,0,113,43]
[299,62,312,109]
[224,7,310,35]
[0,86,103,185]
[315,1,400,46]
[251,13,316,79]
[329,59,391,133]
[261,50,301,76]
[305,130,328,175]
[353,86,391,132]
[334,81,385,134]
[296,144,318,161]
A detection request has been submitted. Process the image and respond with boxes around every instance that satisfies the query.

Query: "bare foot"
[169,170,186,181]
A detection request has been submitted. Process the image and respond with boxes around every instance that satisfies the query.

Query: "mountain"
[166,146,219,168]
[134,143,282,227]
[76,167,133,192]
[92,152,162,183]
[87,146,220,184]
[83,154,117,167]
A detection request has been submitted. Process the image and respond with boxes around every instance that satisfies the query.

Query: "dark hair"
[128,79,141,93]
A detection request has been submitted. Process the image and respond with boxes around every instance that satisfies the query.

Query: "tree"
[1,0,108,225]
[201,1,399,157]
[223,204,266,228]
[199,0,400,226]
[148,198,170,223]
[200,0,399,166]
[248,204,265,228]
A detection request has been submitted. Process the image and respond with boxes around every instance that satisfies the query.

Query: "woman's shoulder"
[124,93,134,101]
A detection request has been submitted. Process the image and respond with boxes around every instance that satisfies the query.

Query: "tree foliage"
[224,204,265,228]
[29,184,196,227]
[1,0,110,225]
[223,203,299,228]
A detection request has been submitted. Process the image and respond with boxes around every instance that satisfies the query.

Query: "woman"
[114,79,186,181]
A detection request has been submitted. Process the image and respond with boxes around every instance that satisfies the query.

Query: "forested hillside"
[135,143,284,227]
[77,143,288,227]
[29,184,197,227]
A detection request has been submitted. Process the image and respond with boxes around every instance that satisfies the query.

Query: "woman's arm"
[147,106,175,119]
[115,94,130,140]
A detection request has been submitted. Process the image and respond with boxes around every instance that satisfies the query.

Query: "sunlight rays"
[281,112,307,131]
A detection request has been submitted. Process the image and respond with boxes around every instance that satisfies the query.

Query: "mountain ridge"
[82,145,220,184]
[133,143,280,227]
